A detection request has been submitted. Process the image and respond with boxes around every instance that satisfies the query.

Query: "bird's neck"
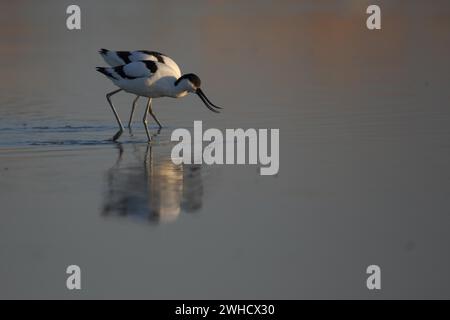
[172,89,188,98]
[169,79,190,98]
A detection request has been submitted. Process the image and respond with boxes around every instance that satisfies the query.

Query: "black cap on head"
[175,73,201,87]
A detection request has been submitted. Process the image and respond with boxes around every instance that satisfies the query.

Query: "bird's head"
[175,73,223,113]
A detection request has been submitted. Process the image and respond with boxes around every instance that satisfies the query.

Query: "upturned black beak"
[196,88,223,113]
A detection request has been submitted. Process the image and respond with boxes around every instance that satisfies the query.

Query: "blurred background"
[0,0,450,298]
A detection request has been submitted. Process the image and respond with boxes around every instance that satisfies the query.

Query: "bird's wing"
[99,49,181,77]
[119,61,158,78]
[129,50,165,63]
[96,61,160,81]
[99,49,161,66]
[130,51,182,77]
[99,49,130,66]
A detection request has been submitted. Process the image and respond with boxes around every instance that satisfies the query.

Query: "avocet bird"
[96,49,222,141]
[98,49,181,130]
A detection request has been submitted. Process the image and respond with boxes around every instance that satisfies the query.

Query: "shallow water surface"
[1,0,450,298]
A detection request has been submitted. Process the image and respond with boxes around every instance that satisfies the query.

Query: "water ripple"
[0,123,168,148]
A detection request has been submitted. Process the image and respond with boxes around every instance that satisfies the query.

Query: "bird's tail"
[98,48,124,67]
[98,48,109,56]
[96,67,117,80]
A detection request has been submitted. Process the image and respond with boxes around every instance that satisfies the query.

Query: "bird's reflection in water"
[102,142,203,224]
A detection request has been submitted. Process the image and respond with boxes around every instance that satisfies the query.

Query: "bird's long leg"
[106,88,124,141]
[128,95,140,129]
[148,98,163,129]
[143,98,152,142]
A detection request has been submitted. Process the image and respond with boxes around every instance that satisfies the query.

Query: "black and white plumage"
[96,49,222,142]
[98,49,181,131]
[99,49,181,77]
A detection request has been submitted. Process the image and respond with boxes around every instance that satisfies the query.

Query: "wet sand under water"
[1,1,450,298]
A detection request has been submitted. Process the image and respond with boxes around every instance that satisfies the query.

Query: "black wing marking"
[142,60,158,73]
[116,51,132,64]
[96,67,118,80]
[138,50,165,63]
[97,61,159,81]
[113,65,137,80]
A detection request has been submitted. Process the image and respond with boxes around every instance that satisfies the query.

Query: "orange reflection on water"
[102,143,203,224]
